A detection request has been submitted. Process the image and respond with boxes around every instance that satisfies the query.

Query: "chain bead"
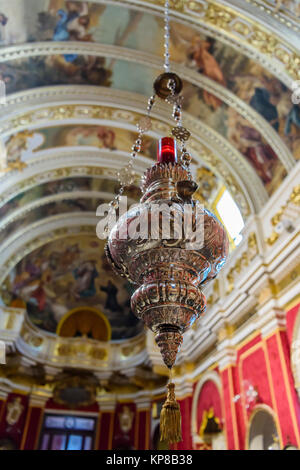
[117,166,135,186]
[147,95,155,111]
[181,151,192,166]
[109,198,119,208]
[132,142,141,152]
[137,116,152,132]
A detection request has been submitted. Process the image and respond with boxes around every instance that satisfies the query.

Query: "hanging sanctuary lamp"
[104,1,229,443]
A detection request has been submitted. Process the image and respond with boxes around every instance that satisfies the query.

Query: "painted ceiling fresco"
[0,197,104,246]
[0,0,297,194]
[2,235,144,340]
[3,125,158,161]
[0,176,127,219]
[0,0,298,343]
[0,53,289,194]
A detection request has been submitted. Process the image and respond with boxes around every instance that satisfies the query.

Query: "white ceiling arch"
[0,87,269,214]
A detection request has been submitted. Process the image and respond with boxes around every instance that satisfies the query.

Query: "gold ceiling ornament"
[105,0,228,444]
[265,185,299,246]
[217,323,235,342]
[54,341,108,361]
[207,278,220,306]
[20,322,44,348]
[225,231,258,294]
[245,0,300,28]
[121,336,146,357]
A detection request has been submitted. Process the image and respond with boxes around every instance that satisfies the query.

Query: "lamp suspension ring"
[154,72,183,99]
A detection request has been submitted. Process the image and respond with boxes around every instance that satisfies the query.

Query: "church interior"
[0,0,299,451]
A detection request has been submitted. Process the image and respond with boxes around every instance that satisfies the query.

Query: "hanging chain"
[102,94,156,237]
[164,0,170,73]
[103,0,193,237]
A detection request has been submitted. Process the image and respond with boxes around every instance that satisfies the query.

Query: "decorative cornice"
[222,0,300,34]
[29,392,51,407]
[256,303,286,337]
[96,397,116,412]
[0,384,11,399]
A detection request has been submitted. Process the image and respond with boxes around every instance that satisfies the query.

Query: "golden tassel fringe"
[160,382,182,444]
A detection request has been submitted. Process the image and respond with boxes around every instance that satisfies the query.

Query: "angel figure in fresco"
[57,244,81,270]
[235,123,277,185]
[284,104,300,158]
[97,126,116,150]
[0,12,8,44]
[72,260,99,299]
[100,280,121,312]
[52,2,91,62]
[249,88,279,132]
[12,258,52,312]
[188,36,226,110]
[1,131,33,172]
[53,1,90,41]
[285,104,300,136]
[65,126,116,149]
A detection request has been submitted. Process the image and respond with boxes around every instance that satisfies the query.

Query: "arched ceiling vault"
[0,43,295,172]
[0,0,298,344]
[0,84,281,211]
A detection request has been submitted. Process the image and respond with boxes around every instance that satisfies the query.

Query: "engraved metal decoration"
[106,161,228,368]
[172,126,191,142]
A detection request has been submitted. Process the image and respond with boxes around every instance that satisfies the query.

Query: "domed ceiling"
[0,0,299,344]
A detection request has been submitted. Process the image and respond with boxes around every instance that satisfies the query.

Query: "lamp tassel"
[160,381,182,444]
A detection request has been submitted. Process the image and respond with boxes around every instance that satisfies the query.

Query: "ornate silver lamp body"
[106,157,228,369]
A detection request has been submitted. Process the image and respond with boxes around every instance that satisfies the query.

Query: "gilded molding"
[225,232,259,294]
[265,184,300,246]
[224,0,300,32]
